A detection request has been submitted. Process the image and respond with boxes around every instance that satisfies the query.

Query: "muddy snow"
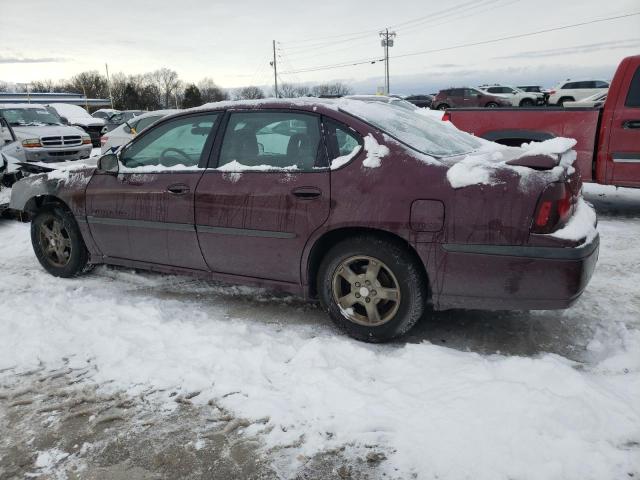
[0,184,639,479]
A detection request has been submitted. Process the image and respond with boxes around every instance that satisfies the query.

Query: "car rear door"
[85,112,221,269]
[194,109,330,284]
[608,64,640,186]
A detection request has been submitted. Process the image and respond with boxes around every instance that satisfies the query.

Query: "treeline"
[0,68,354,110]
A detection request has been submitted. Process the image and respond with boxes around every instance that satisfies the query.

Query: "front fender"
[9,167,94,216]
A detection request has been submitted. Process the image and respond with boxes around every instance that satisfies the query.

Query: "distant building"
[0,92,110,108]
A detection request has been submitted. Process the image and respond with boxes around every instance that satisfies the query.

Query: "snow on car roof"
[0,103,50,110]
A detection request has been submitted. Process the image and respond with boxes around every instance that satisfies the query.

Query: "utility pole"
[105,63,114,109]
[271,40,278,98]
[379,29,396,95]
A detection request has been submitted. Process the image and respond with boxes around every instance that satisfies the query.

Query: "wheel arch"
[304,226,430,300]
[481,129,555,147]
[23,194,74,218]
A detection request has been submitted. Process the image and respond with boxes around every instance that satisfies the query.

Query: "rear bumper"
[419,233,599,311]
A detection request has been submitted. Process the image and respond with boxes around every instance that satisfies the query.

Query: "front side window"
[218,112,322,171]
[594,80,609,89]
[121,113,218,169]
[134,115,163,133]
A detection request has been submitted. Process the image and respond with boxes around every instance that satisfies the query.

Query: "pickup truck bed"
[446,107,601,182]
[444,55,640,189]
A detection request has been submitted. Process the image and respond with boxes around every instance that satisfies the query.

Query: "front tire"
[436,103,449,111]
[519,98,534,107]
[31,207,92,278]
[485,102,499,108]
[317,236,427,343]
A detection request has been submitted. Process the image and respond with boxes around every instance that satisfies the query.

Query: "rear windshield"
[339,100,481,157]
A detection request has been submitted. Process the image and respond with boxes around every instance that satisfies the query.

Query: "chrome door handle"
[622,120,640,129]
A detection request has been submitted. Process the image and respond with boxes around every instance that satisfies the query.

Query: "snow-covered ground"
[0,184,639,479]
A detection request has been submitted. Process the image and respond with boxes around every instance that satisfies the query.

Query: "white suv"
[477,85,540,107]
[547,80,609,106]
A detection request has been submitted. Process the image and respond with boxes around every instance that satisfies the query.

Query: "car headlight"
[22,138,42,148]
[81,134,92,145]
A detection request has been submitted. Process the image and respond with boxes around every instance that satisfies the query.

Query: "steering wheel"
[159,147,191,164]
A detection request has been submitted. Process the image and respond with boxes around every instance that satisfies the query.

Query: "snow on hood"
[47,104,105,126]
[12,124,88,140]
[446,137,577,189]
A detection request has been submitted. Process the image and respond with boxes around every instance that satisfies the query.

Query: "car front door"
[609,65,640,186]
[194,109,331,284]
[85,112,221,269]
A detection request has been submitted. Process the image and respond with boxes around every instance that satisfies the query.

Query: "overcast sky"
[1,0,638,94]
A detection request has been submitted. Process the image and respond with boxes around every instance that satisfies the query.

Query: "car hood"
[12,124,87,140]
[68,117,105,127]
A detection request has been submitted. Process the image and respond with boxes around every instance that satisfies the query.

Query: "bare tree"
[311,82,353,97]
[0,81,9,93]
[62,71,108,98]
[198,77,228,103]
[278,83,311,98]
[149,68,181,108]
[236,86,265,100]
[29,79,57,93]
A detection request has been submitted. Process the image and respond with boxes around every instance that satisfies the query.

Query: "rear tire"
[557,97,574,106]
[317,235,427,343]
[485,102,499,108]
[31,207,92,278]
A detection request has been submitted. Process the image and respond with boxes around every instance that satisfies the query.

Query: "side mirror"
[97,153,119,174]
[60,116,69,125]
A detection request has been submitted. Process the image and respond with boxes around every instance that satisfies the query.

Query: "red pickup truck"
[444,55,640,188]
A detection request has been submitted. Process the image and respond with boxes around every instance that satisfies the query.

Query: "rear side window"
[325,119,362,168]
[218,112,323,171]
[594,80,609,88]
[450,89,464,97]
[626,67,640,107]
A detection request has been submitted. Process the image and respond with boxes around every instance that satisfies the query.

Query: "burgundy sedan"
[10,99,599,342]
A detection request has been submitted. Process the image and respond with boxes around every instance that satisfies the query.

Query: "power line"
[279,0,495,53]
[280,57,385,75]
[392,11,640,61]
[277,11,638,76]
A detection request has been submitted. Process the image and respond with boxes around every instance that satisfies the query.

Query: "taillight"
[531,182,574,234]
[100,136,108,146]
[549,90,556,95]
[442,112,451,122]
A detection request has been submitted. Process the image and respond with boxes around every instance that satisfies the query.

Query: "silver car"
[100,109,179,153]
[0,104,92,165]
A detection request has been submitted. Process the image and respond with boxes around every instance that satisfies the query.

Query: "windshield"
[340,100,481,157]
[0,108,61,127]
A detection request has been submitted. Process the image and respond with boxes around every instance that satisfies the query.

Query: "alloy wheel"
[38,217,72,268]
[331,255,401,327]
